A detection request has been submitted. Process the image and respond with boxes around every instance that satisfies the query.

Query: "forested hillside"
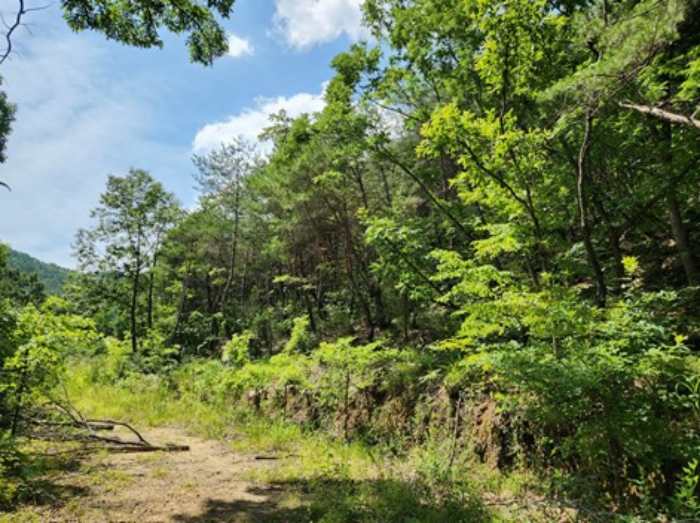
[6,250,71,295]
[1,0,699,520]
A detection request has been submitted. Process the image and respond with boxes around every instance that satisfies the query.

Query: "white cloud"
[272,0,369,49]
[192,85,327,154]
[226,33,254,58]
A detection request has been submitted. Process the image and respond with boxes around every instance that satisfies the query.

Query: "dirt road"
[9,427,307,523]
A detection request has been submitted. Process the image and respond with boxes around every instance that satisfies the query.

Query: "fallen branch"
[83,418,150,446]
[16,386,192,454]
[52,401,151,446]
[254,454,299,460]
[21,414,114,431]
[106,444,190,453]
[45,399,189,452]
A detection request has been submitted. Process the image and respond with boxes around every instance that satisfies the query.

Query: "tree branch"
[1,0,26,66]
[374,143,474,243]
[619,101,700,130]
[0,0,51,66]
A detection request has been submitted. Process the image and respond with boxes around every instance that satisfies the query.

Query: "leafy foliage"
[73,169,180,356]
[61,0,236,65]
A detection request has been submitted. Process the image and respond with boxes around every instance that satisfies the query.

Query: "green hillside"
[7,249,73,295]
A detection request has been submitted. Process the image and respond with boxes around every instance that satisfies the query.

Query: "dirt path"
[18,427,307,523]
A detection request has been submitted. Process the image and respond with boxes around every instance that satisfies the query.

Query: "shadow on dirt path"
[4,427,308,522]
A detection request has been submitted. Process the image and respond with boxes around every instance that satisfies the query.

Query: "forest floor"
[2,426,309,522]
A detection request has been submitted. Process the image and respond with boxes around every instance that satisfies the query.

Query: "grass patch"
[0,439,93,521]
[65,372,235,440]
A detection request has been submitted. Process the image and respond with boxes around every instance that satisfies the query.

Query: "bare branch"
[0,0,51,65]
[619,101,700,130]
[83,418,151,446]
[0,0,26,66]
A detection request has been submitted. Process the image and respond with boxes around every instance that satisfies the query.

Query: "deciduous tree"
[73,169,179,354]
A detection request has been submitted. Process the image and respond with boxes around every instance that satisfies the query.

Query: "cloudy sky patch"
[0,0,368,267]
[192,85,327,155]
[273,0,368,48]
[0,29,189,267]
[226,33,254,58]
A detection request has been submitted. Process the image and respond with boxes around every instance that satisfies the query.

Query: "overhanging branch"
[619,101,700,130]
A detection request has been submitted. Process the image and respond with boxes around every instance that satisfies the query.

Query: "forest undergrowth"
[49,297,700,523]
[58,359,569,522]
[1,289,699,521]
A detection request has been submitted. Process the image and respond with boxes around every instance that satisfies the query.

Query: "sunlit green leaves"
[471,0,567,95]
[0,300,99,421]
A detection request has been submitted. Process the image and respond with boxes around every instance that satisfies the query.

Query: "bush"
[453,287,700,511]
[283,316,316,354]
[0,433,22,510]
[222,331,254,367]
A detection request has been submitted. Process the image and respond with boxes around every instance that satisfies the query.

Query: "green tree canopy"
[73,169,180,354]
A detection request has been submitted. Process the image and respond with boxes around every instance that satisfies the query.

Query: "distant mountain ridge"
[7,250,73,295]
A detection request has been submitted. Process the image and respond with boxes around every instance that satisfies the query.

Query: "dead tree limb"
[619,101,700,130]
[20,414,114,431]
[0,0,51,65]
[83,418,150,446]
[106,444,190,453]
[0,0,26,65]
[22,384,192,453]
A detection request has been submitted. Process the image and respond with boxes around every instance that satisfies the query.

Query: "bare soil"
[10,427,307,523]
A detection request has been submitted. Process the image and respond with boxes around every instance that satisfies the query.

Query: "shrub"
[222,331,253,367]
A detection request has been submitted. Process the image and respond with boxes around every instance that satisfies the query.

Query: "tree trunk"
[146,252,158,330]
[146,231,163,330]
[205,273,219,351]
[655,120,700,286]
[219,179,241,317]
[667,189,700,286]
[171,263,190,343]
[577,112,607,307]
[130,266,140,354]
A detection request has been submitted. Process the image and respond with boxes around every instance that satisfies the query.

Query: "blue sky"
[0,0,368,268]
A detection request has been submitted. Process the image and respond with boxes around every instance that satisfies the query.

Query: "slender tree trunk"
[305,296,317,333]
[577,112,607,307]
[591,195,625,292]
[146,230,163,331]
[219,179,241,316]
[205,274,219,349]
[146,251,158,330]
[667,190,700,286]
[351,164,389,330]
[171,263,190,342]
[659,121,700,286]
[130,266,140,354]
[147,272,154,330]
[345,252,374,340]
[10,366,27,436]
